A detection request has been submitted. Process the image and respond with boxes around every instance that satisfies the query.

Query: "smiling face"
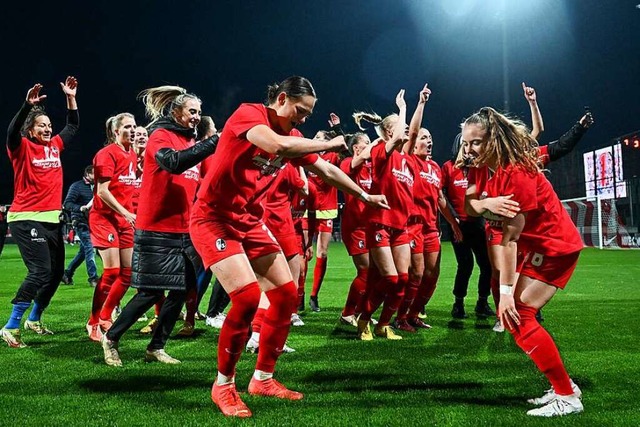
[134,126,148,153]
[271,93,316,133]
[462,123,489,162]
[29,115,52,144]
[173,98,202,130]
[414,128,433,158]
[115,116,137,148]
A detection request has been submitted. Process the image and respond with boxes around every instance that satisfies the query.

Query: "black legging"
[205,278,230,317]
[450,219,492,300]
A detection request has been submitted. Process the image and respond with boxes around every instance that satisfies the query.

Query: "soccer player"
[86,113,138,341]
[99,85,216,366]
[1,77,78,348]
[463,107,584,417]
[190,76,388,418]
[61,165,98,287]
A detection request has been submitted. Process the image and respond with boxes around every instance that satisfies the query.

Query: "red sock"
[89,267,119,325]
[99,267,131,321]
[184,287,198,324]
[510,303,574,395]
[252,307,267,334]
[154,294,165,317]
[342,268,368,317]
[408,274,438,318]
[361,274,396,322]
[217,282,261,377]
[396,276,421,321]
[490,276,500,309]
[378,273,407,326]
[311,256,327,297]
[256,281,297,373]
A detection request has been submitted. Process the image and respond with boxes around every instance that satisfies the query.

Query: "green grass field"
[0,242,639,426]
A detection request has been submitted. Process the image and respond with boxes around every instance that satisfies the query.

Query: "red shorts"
[367,223,410,249]
[316,218,333,233]
[517,251,581,289]
[486,224,503,246]
[90,214,134,249]
[190,217,281,270]
[409,223,441,254]
[342,225,368,256]
[273,232,302,258]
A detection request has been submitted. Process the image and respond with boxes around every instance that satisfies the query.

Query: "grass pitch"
[0,243,639,426]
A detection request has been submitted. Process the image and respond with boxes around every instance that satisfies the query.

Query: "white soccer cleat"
[492,320,505,333]
[528,381,582,406]
[290,313,304,327]
[101,335,123,367]
[526,394,583,417]
[145,348,181,364]
[245,337,259,354]
[340,315,358,327]
[206,313,226,329]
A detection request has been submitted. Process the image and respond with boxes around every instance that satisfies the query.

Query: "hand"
[452,224,463,243]
[26,84,47,105]
[418,84,431,104]
[123,211,136,226]
[328,113,340,127]
[60,76,78,97]
[328,135,347,152]
[522,82,537,103]
[483,194,520,218]
[80,205,89,213]
[498,293,520,330]
[305,246,314,261]
[365,194,390,210]
[580,112,594,128]
[395,89,406,110]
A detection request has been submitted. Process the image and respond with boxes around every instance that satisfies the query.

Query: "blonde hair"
[463,107,540,173]
[105,113,135,145]
[352,111,396,140]
[138,85,201,122]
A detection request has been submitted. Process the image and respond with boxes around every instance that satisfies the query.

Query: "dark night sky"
[1,0,639,202]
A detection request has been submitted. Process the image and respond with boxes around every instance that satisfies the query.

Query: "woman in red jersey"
[99,86,217,367]
[463,107,584,417]
[394,85,463,332]
[86,113,139,341]
[352,89,415,341]
[339,132,373,326]
[1,77,78,348]
[190,76,388,418]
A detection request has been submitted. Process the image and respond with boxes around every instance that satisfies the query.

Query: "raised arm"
[6,84,47,151]
[58,76,79,145]
[156,134,218,174]
[246,125,346,157]
[545,112,593,162]
[385,89,408,154]
[522,82,543,139]
[404,84,431,155]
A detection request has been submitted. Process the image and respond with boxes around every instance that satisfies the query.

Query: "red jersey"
[367,141,415,229]
[339,157,372,226]
[538,145,550,167]
[263,163,305,235]
[92,143,138,220]
[192,103,318,230]
[8,135,64,212]
[130,176,142,214]
[136,128,201,233]
[411,156,441,232]
[307,151,340,213]
[484,165,583,256]
[441,160,471,221]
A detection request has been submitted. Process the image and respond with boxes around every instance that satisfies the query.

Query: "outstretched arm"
[404,84,431,155]
[58,76,79,145]
[247,125,346,157]
[522,82,543,139]
[545,112,594,162]
[385,89,408,154]
[156,135,219,174]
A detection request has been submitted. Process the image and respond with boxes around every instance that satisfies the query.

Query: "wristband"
[359,191,371,202]
[499,285,513,296]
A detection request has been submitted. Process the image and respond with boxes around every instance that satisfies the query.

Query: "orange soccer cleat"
[211,383,252,418]
[248,377,303,400]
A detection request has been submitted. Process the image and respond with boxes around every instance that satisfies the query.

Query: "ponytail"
[138,85,200,122]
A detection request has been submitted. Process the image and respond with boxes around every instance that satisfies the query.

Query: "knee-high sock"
[154,293,166,317]
[256,281,297,373]
[408,273,438,318]
[490,276,500,310]
[396,275,421,321]
[378,273,408,326]
[342,268,368,317]
[360,274,397,322]
[99,267,132,322]
[184,287,198,324]
[89,267,119,325]
[217,282,261,377]
[357,264,380,316]
[252,307,267,334]
[311,256,327,297]
[510,303,574,396]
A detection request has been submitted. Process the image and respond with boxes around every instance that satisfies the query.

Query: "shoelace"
[220,386,240,406]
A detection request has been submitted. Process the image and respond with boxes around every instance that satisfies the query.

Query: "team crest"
[357,240,365,249]
[375,233,383,243]
[327,220,333,227]
[30,228,38,238]
[216,238,227,251]
[108,234,115,243]
[410,240,416,249]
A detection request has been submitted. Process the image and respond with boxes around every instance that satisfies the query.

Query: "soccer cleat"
[248,377,303,400]
[451,303,468,319]
[245,337,259,353]
[176,322,195,337]
[309,296,320,312]
[205,313,226,329]
[101,335,123,367]
[374,325,403,340]
[194,311,207,321]
[61,273,73,285]
[475,300,496,319]
[24,320,54,335]
[282,343,296,353]
[88,278,98,288]
[211,382,252,418]
[340,314,358,327]
[140,317,159,334]
[407,317,432,329]
[1,328,27,348]
[528,381,582,406]
[86,323,104,342]
[357,319,373,341]
[417,309,428,319]
[492,320,505,333]
[526,394,583,417]
[145,348,181,364]
[137,313,148,322]
[393,319,416,333]
[290,313,305,327]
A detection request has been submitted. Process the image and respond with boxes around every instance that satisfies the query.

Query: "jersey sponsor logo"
[252,154,286,176]
[118,162,138,186]
[32,146,62,169]
[358,178,372,191]
[183,164,200,182]
[216,238,227,251]
[391,158,414,186]
[108,233,115,243]
[453,178,468,188]
[419,164,440,187]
